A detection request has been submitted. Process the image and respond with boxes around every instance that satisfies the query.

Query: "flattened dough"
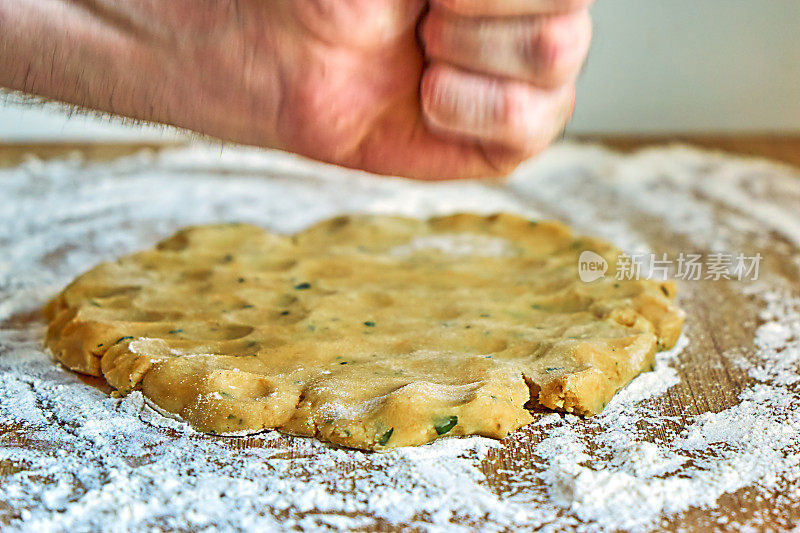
[44,214,684,450]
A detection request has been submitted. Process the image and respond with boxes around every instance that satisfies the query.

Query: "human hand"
[270,0,593,179]
[0,0,593,179]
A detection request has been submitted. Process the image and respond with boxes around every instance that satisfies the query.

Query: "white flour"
[1,143,800,531]
[390,234,517,257]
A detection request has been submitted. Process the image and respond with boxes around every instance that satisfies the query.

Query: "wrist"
[0,1,167,120]
[160,1,286,149]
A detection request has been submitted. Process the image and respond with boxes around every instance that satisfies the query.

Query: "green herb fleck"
[529,220,539,226]
[434,416,458,435]
[614,283,620,288]
[227,414,235,420]
[363,321,376,327]
[339,361,348,365]
[89,300,101,307]
[247,340,258,347]
[307,324,316,332]
[241,304,254,309]
[660,285,669,297]
[168,329,183,334]
[280,310,290,316]
[96,343,104,348]
[378,428,394,446]
[238,278,246,283]
[114,336,134,345]
[531,304,543,310]
[294,282,311,290]
[480,313,490,318]
[220,391,234,399]
[222,254,234,263]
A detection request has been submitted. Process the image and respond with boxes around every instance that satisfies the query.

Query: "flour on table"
[2,143,800,531]
[390,233,517,257]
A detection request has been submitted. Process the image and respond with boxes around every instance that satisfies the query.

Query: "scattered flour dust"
[390,234,517,258]
[1,143,800,531]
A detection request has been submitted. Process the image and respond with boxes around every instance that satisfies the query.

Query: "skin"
[0,0,593,180]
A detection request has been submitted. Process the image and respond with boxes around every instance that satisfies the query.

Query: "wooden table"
[576,135,800,169]
[2,136,800,531]
[1,135,799,169]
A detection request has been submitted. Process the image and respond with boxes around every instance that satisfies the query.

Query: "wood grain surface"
[2,137,800,531]
[575,135,800,169]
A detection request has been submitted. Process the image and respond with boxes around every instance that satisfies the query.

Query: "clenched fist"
[0,0,593,179]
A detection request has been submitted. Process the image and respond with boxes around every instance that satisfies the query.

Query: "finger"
[421,62,575,151]
[422,8,591,88]
[433,0,593,16]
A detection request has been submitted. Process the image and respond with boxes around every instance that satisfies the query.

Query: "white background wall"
[0,0,798,141]
[569,0,800,134]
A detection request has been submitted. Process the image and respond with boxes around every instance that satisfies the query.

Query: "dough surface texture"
[44,214,684,450]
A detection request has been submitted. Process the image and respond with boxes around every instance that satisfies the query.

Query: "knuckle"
[527,23,568,72]
[548,0,596,12]
[521,13,591,86]
[501,84,534,133]
[501,84,573,150]
[571,0,596,10]
[433,0,479,16]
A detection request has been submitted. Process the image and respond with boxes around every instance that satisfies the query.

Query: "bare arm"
[0,1,283,146]
[0,0,592,180]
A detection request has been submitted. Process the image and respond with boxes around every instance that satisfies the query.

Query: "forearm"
[0,0,283,147]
